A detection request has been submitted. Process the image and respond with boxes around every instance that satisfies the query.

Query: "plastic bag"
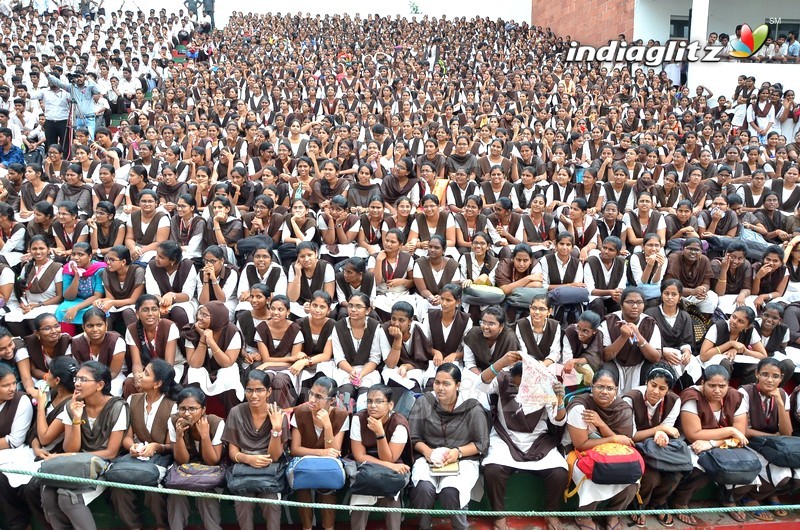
[517,354,558,414]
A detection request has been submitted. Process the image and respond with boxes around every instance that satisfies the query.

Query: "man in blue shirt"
[788,31,800,61]
[47,68,100,139]
[0,127,24,168]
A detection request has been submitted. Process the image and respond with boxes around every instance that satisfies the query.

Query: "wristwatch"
[456,447,463,459]
[271,430,282,438]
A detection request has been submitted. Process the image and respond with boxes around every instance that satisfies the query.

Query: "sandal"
[605,516,622,530]
[574,517,598,530]
[767,500,789,517]
[657,513,674,527]
[750,509,774,522]
[675,513,697,525]
[629,514,646,528]
[545,517,563,530]
[723,506,747,523]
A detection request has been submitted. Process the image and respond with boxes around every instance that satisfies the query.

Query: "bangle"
[72,418,84,425]
[489,363,499,375]
[234,452,242,463]
[716,346,722,355]
[325,438,334,444]
[375,434,386,440]
[557,404,566,410]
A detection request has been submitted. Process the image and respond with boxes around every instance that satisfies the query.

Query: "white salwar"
[145,265,200,324]
[598,312,662,395]
[481,377,568,472]
[5,262,62,324]
[700,322,763,369]
[681,395,759,489]
[566,404,639,507]
[739,387,798,488]
[184,334,245,401]
[410,394,484,508]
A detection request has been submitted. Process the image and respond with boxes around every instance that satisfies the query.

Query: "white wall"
[104,0,531,28]
[633,0,692,43]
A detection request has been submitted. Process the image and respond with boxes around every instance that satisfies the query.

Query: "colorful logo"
[730,23,769,58]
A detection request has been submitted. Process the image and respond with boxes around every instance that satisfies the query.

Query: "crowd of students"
[0,3,800,530]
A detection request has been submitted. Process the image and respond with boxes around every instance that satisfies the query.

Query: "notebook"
[429,461,460,476]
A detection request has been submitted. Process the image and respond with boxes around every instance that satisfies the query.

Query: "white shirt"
[599,312,662,351]
[584,257,626,301]
[536,255,583,289]
[515,317,565,364]
[350,414,408,444]
[0,396,33,448]
[623,385,681,428]
[331,317,383,368]
[168,418,225,446]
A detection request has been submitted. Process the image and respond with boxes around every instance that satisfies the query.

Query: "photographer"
[47,68,100,139]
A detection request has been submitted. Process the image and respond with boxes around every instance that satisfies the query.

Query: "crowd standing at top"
[0,4,799,530]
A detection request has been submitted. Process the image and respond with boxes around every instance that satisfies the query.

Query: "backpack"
[565,442,644,500]
[697,447,760,485]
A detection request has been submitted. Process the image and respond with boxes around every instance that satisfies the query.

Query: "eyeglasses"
[308,391,332,402]
[684,247,702,253]
[105,256,120,263]
[529,306,549,312]
[623,300,644,306]
[366,399,388,406]
[348,304,367,310]
[178,406,202,413]
[75,376,96,384]
[593,384,617,393]
[203,258,220,265]
[38,324,61,333]
[244,387,267,394]
[479,320,500,327]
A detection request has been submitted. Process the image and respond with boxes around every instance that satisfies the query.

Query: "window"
[670,16,690,40]
[766,19,800,40]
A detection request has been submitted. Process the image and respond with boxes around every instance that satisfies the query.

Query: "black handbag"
[350,462,410,497]
[225,457,288,495]
[697,447,761,485]
[748,436,800,468]
[106,453,173,486]
[635,439,693,473]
